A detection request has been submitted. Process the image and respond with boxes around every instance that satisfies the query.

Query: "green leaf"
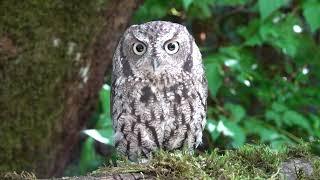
[206,119,220,140]
[270,138,292,149]
[244,119,280,143]
[303,0,320,32]
[205,62,222,97]
[238,19,263,46]
[258,0,288,19]
[265,110,282,127]
[224,103,246,122]
[82,129,114,145]
[182,0,193,10]
[309,114,320,129]
[80,138,95,166]
[79,138,103,174]
[96,84,112,129]
[99,84,111,115]
[271,102,288,113]
[259,15,302,57]
[220,117,246,147]
[219,46,241,60]
[189,0,213,19]
[282,110,312,133]
[95,113,112,129]
[215,0,249,6]
[133,0,169,22]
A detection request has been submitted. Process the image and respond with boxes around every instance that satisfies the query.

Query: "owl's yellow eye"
[164,41,179,54]
[133,42,146,55]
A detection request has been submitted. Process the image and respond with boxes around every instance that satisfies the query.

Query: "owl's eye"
[164,41,179,54]
[133,42,146,55]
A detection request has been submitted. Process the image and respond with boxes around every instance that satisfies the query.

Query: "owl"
[111,21,207,161]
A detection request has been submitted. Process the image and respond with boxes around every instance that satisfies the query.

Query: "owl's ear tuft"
[121,25,138,38]
[130,24,138,28]
[192,41,202,65]
[127,24,138,30]
[183,26,192,35]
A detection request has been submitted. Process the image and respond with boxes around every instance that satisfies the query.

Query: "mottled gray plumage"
[111,21,207,160]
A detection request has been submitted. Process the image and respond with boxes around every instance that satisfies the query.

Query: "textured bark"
[50,0,143,177]
[0,0,142,178]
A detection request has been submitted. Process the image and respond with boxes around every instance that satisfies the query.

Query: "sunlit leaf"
[206,119,220,140]
[99,84,111,115]
[82,129,114,145]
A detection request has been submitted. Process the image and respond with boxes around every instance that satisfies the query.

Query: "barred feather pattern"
[111,21,207,160]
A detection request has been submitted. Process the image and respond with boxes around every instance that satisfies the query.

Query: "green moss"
[0,0,107,176]
[93,144,320,179]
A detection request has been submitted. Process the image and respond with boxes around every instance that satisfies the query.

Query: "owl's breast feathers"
[112,70,207,160]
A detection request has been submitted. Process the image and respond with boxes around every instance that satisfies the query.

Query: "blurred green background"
[73,0,320,176]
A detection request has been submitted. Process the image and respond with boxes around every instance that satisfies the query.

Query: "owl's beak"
[152,59,160,71]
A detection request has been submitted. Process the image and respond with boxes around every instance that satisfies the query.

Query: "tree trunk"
[0,0,142,178]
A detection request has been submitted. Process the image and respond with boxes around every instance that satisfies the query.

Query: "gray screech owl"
[111,21,207,160]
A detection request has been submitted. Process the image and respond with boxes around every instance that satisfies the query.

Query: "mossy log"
[2,144,319,180]
[87,145,319,180]
[0,0,142,178]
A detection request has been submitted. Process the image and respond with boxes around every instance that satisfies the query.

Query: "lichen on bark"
[0,0,107,176]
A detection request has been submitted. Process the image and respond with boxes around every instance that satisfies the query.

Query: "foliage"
[65,84,114,176]
[132,0,320,149]
[79,0,320,175]
[93,143,320,179]
[76,85,115,174]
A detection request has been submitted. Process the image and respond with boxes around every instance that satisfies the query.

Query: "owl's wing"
[202,68,208,110]
[191,40,208,130]
[111,38,124,130]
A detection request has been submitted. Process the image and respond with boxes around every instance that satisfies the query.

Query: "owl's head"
[113,21,202,77]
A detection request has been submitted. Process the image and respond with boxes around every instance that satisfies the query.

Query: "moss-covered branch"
[91,144,319,179]
[2,144,319,179]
